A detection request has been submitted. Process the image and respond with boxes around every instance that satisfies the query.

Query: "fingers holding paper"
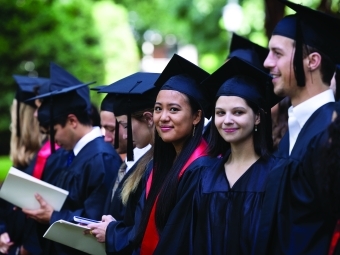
[22,193,53,224]
[0,232,14,254]
[87,215,116,243]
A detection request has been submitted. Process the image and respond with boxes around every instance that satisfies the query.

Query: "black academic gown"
[193,153,277,255]
[254,102,336,255]
[105,157,152,255]
[0,146,69,255]
[133,156,218,255]
[0,164,29,255]
[45,137,122,255]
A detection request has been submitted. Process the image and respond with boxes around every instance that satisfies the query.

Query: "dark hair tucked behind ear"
[134,94,204,245]
[53,107,92,127]
[322,115,340,217]
[303,45,335,86]
[207,98,271,159]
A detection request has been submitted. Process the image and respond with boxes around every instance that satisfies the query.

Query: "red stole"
[140,139,208,255]
[328,219,340,255]
[32,141,59,180]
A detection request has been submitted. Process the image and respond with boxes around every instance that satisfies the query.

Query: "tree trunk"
[264,0,285,40]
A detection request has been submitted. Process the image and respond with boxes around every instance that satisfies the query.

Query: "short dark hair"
[303,45,335,85]
[54,108,92,127]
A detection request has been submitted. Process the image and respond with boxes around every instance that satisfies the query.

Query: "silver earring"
[192,125,196,137]
[255,125,257,132]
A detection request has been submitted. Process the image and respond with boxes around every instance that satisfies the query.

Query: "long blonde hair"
[120,108,154,205]
[10,99,46,169]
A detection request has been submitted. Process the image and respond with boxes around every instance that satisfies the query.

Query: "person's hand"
[86,215,116,243]
[0,232,14,254]
[20,245,31,255]
[22,194,53,224]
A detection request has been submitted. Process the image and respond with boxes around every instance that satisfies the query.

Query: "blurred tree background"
[0,0,338,163]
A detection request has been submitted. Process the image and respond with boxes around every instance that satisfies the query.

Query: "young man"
[255,1,340,254]
[22,63,122,255]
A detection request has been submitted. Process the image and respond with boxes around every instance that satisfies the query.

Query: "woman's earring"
[192,125,196,137]
[255,125,257,132]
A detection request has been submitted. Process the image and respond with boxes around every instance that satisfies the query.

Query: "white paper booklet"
[0,167,68,211]
[43,220,106,255]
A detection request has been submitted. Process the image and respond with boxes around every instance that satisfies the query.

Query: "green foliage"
[0,0,105,132]
[0,156,11,182]
[0,0,139,151]
[113,0,269,73]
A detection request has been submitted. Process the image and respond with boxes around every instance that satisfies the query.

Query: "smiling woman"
[133,54,218,255]
[192,56,280,255]
[154,90,201,153]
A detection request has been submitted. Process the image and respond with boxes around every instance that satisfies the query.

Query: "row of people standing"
[87,1,340,254]
[1,0,340,254]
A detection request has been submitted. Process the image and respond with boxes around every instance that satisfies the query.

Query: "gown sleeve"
[50,151,121,223]
[105,161,153,255]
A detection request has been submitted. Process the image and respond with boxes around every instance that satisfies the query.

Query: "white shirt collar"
[125,144,152,172]
[288,89,334,154]
[73,126,103,156]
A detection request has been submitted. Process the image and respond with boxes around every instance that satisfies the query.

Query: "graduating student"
[203,33,274,140]
[192,56,279,254]
[132,54,218,255]
[254,1,340,254]
[97,92,129,220]
[0,75,49,255]
[87,73,159,255]
[22,63,122,255]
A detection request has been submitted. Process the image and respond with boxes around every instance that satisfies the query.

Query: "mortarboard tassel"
[16,101,21,139]
[126,111,134,161]
[335,66,340,101]
[294,13,306,87]
[114,119,119,149]
[49,97,56,153]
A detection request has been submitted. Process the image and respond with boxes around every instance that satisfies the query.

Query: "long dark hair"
[134,93,204,245]
[208,98,271,158]
[323,112,340,216]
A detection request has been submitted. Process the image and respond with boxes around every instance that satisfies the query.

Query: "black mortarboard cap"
[335,65,340,101]
[228,33,269,72]
[27,62,95,153]
[12,75,50,138]
[34,83,93,125]
[202,56,281,110]
[154,54,211,117]
[35,83,93,153]
[100,93,116,112]
[13,75,50,106]
[203,56,281,149]
[273,0,340,87]
[98,72,160,161]
[91,86,116,112]
[33,62,92,113]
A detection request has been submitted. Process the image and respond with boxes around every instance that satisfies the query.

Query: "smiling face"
[214,96,260,145]
[153,90,201,153]
[264,35,298,98]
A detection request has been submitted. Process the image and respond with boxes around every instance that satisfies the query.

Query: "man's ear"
[67,114,78,128]
[307,52,321,71]
[143,112,154,127]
